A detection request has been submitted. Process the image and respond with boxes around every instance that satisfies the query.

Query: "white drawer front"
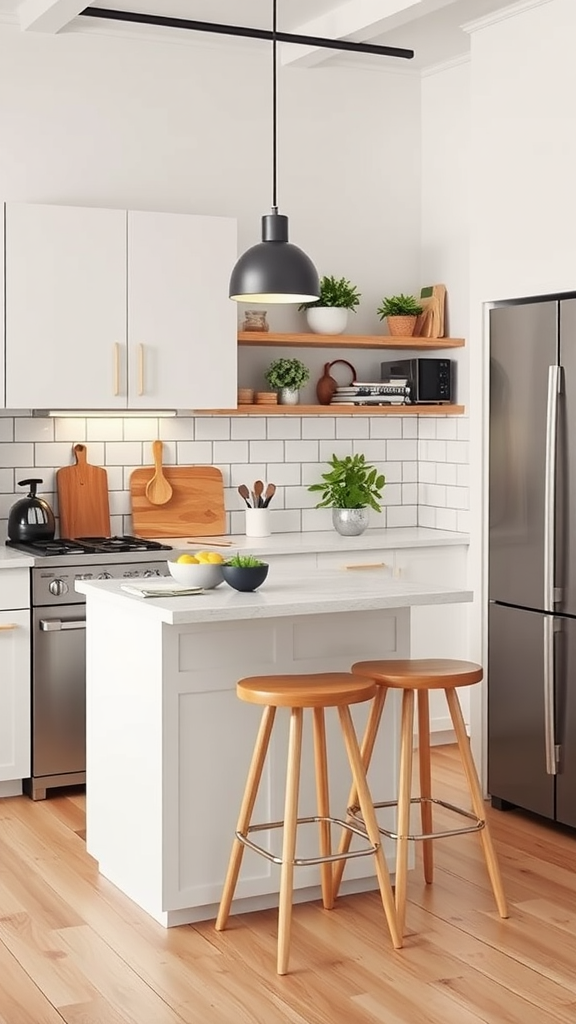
[0,569,30,611]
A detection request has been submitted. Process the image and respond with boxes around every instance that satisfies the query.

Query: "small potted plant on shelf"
[377,293,423,337]
[264,357,310,405]
[308,452,385,536]
[299,275,361,335]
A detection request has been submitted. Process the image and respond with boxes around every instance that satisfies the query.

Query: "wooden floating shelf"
[204,404,465,416]
[238,331,465,350]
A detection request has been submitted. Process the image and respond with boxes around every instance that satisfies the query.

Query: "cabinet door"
[0,610,30,781]
[0,209,4,408]
[5,203,127,410]
[127,211,237,410]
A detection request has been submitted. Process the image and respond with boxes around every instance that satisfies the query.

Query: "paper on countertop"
[121,581,205,599]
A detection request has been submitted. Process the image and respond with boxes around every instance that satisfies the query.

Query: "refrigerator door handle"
[544,364,560,613]
[543,616,558,775]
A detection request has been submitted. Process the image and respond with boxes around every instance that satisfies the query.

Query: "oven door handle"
[39,618,86,632]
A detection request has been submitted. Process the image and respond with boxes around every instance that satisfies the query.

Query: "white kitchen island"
[77,568,472,927]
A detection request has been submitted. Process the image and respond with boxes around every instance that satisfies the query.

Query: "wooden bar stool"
[215,672,402,975]
[333,659,508,937]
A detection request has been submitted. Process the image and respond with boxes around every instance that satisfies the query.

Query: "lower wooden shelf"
[202,404,465,416]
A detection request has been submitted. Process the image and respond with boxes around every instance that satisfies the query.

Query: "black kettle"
[8,479,56,543]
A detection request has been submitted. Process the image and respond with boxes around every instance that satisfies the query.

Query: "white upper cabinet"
[4,203,237,411]
[127,211,237,410]
[0,209,4,409]
[5,203,127,410]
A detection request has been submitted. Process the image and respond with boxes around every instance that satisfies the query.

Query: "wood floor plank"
[0,937,66,1024]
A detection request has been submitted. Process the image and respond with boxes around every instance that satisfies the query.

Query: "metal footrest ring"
[348,797,485,841]
[236,814,379,866]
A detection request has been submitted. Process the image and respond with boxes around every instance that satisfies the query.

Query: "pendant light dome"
[229,1,319,304]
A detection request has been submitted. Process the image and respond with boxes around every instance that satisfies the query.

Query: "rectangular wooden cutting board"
[130,465,226,538]
[57,444,111,538]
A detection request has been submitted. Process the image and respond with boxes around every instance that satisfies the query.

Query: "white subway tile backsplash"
[436,418,458,440]
[0,469,14,492]
[301,418,336,440]
[109,490,132,516]
[54,417,87,442]
[266,463,301,486]
[436,463,458,486]
[419,439,447,462]
[15,417,53,442]
[0,419,14,442]
[419,463,436,484]
[387,505,417,528]
[105,441,144,466]
[176,441,213,464]
[229,463,266,487]
[284,486,317,509]
[4,443,37,468]
[383,483,402,506]
[418,419,437,440]
[155,441,176,464]
[285,440,319,463]
[419,483,447,507]
[457,463,470,487]
[249,440,284,463]
[457,417,470,441]
[232,418,267,441]
[446,486,469,510]
[105,466,124,491]
[456,509,471,532]
[267,417,301,440]
[35,442,79,466]
[87,418,124,442]
[319,439,352,462]
[387,439,418,462]
[123,418,160,442]
[402,462,418,483]
[301,507,332,532]
[213,440,249,464]
[382,462,402,484]
[159,416,195,441]
[435,507,459,531]
[418,505,437,528]
[369,418,402,439]
[336,417,369,439]
[351,439,386,462]
[0,494,16,518]
[402,483,418,505]
[269,508,301,533]
[195,417,231,441]
[402,418,418,439]
[446,440,469,464]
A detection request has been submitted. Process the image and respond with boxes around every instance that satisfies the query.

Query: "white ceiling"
[2,0,521,70]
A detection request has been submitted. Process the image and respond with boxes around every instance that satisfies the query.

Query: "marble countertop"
[0,547,34,569]
[165,527,469,558]
[77,567,473,626]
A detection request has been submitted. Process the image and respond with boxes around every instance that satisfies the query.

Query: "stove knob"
[97,572,112,580]
[49,579,68,597]
[143,569,161,578]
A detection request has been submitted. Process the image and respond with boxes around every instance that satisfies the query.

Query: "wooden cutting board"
[57,444,111,538]
[130,465,226,538]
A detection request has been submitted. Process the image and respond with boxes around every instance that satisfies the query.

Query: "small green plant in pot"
[264,357,310,405]
[299,275,361,335]
[222,553,269,592]
[308,453,385,536]
[377,293,423,337]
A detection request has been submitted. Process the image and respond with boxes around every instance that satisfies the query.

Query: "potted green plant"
[299,275,361,335]
[222,553,269,592]
[377,293,423,337]
[308,453,385,536]
[264,357,310,405]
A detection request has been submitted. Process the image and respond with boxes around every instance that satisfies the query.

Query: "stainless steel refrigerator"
[488,296,576,828]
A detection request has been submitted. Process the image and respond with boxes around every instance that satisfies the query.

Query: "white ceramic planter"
[306,307,349,335]
[279,388,300,405]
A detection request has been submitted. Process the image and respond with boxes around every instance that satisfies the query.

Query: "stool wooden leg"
[277,707,303,975]
[332,687,388,898]
[338,704,402,950]
[313,707,333,910]
[395,688,415,936]
[417,689,434,884]
[445,688,509,919]
[216,705,276,932]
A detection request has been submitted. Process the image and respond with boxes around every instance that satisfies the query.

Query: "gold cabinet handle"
[138,344,145,396]
[114,342,120,397]
[0,623,17,631]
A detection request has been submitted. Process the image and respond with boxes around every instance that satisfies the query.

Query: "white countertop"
[0,547,34,569]
[165,527,469,557]
[77,568,472,626]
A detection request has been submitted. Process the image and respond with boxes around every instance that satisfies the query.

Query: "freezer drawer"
[488,603,554,818]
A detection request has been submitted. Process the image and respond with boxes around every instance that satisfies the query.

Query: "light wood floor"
[1,745,576,1024]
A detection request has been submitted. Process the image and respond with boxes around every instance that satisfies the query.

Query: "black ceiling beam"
[80,7,414,60]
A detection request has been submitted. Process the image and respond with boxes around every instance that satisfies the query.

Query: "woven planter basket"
[386,315,417,337]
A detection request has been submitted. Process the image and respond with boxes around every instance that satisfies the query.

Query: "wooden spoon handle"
[152,440,163,471]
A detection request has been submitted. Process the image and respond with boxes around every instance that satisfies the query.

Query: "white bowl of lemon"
[168,551,225,589]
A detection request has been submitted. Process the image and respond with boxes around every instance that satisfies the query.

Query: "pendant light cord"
[272,0,278,213]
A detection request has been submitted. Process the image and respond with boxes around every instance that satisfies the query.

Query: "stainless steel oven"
[15,537,172,799]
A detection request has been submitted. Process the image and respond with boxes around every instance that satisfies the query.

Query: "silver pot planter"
[332,507,370,536]
[279,387,300,405]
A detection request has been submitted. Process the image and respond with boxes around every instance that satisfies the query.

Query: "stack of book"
[330,379,411,406]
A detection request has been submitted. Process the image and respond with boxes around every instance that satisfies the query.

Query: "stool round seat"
[352,659,483,690]
[237,673,378,708]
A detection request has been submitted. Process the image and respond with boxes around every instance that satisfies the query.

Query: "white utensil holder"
[245,508,271,538]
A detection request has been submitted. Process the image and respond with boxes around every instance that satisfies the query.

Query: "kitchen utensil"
[316,359,357,405]
[253,480,264,508]
[145,440,173,506]
[8,479,56,543]
[238,484,251,508]
[130,465,226,538]
[186,538,232,547]
[262,483,276,508]
[56,445,111,539]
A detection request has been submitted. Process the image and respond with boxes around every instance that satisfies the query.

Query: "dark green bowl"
[221,564,269,592]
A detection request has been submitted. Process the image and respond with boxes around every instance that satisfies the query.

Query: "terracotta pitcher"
[316,359,357,405]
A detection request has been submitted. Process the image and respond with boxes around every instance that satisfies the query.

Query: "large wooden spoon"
[145,440,173,506]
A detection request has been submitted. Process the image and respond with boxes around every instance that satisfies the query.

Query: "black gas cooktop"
[7,535,173,557]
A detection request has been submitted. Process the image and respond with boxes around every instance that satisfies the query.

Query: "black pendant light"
[229,0,320,304]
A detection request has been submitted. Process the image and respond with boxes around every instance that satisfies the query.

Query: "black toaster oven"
[380,357,454,404]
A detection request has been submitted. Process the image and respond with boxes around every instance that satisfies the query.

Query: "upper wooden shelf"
[204,404,465,416]
[238,331,465,350]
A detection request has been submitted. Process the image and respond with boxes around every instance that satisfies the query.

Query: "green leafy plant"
[299,275,361,312]
[377,293,423,319]
[308,453,385,511]
[224,554,267,568]
[264,357,310,391]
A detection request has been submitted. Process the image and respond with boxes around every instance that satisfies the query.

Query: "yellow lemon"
[176,554,199,564]
[207,552,224,564]
[195,551,212,563]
